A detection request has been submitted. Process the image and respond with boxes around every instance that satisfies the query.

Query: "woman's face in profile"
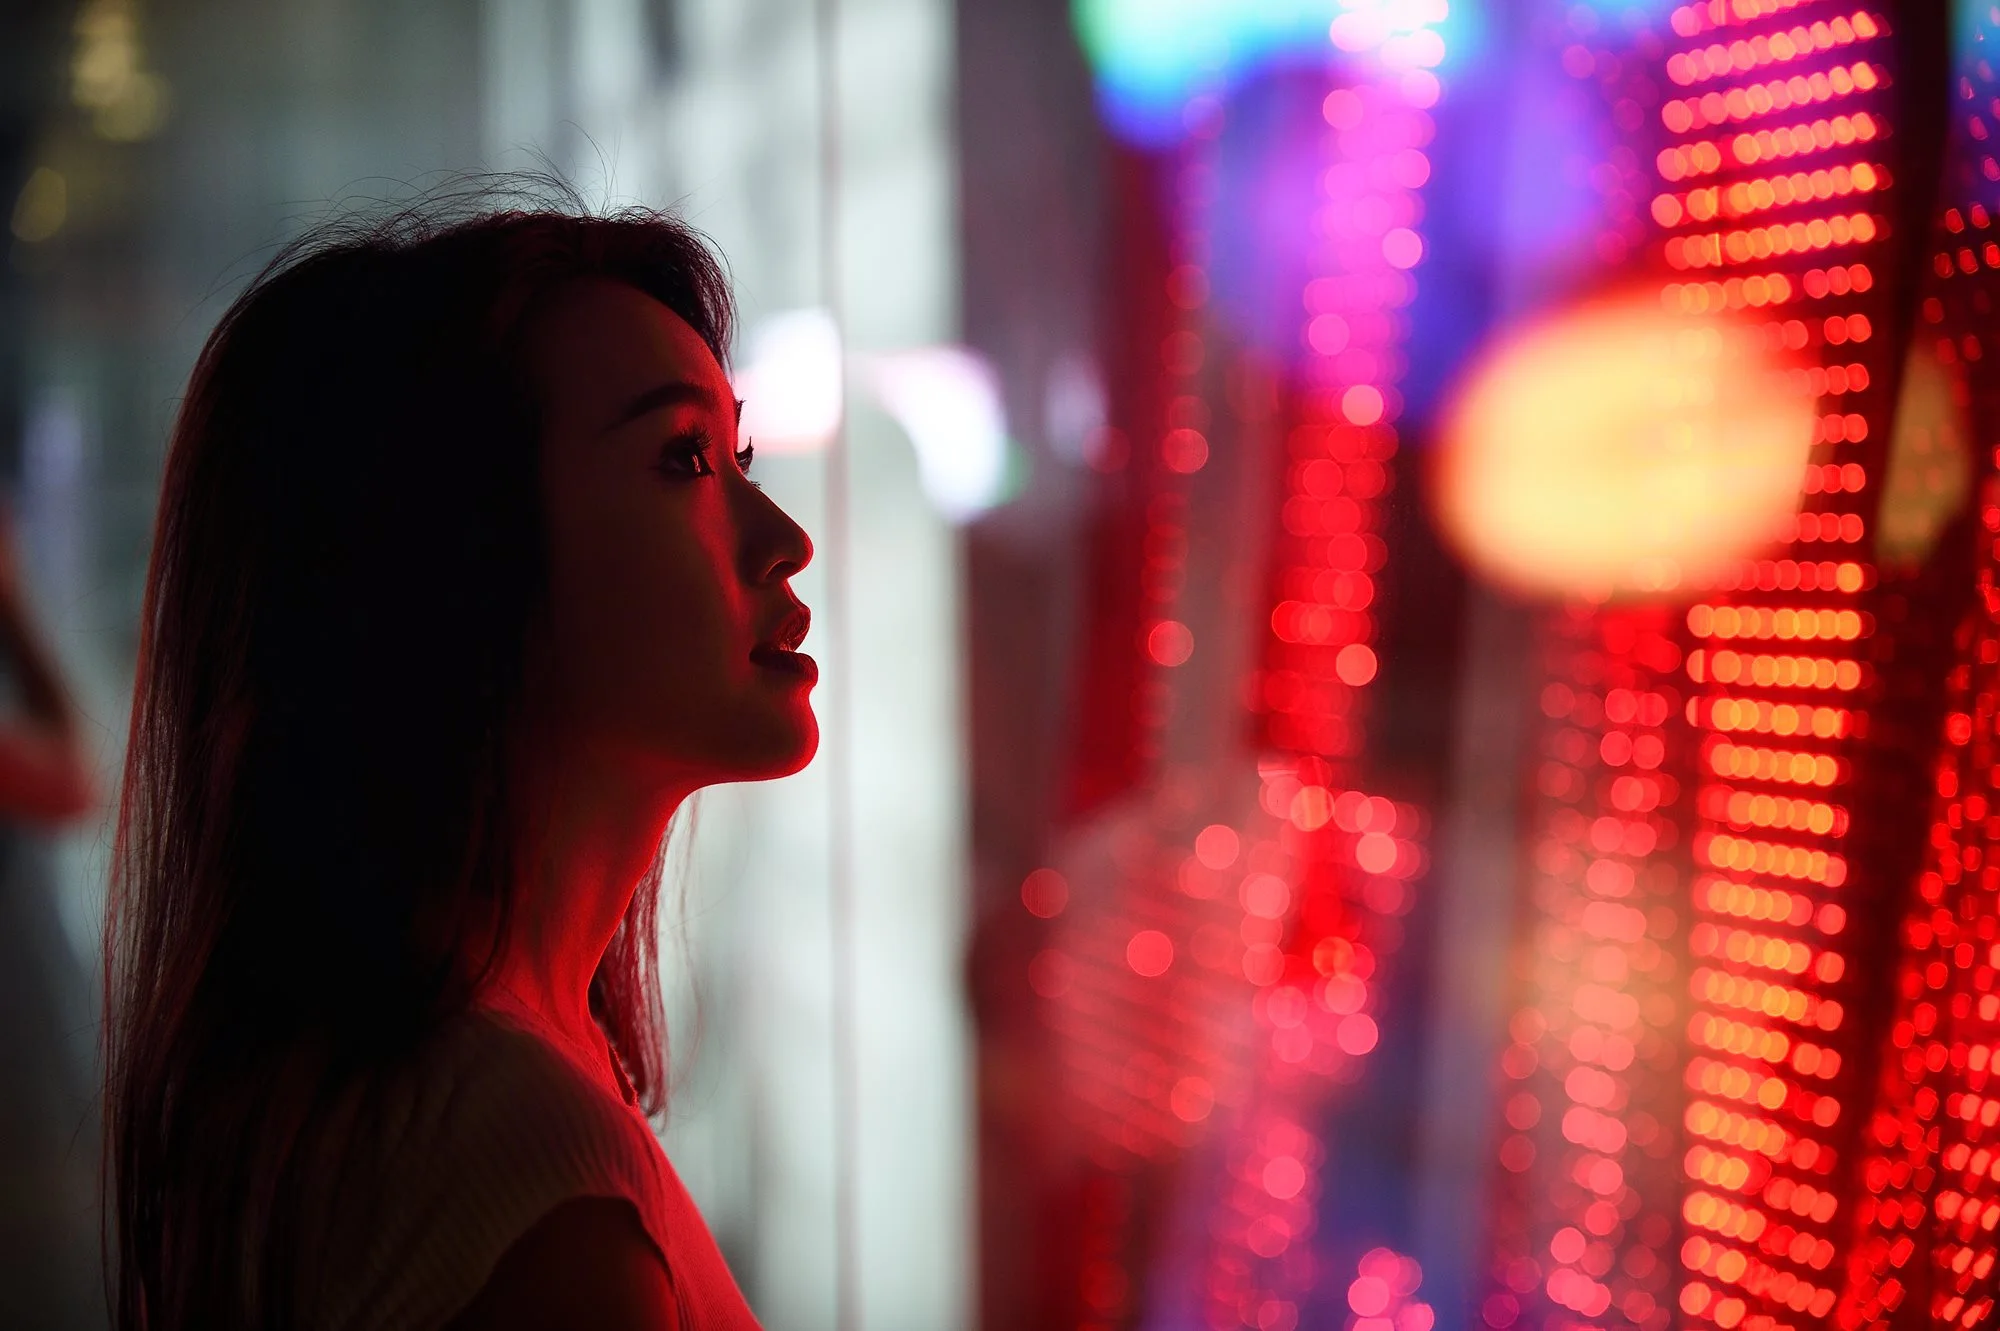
[527,277,817,790]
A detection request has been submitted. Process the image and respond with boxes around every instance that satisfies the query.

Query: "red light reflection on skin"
[486,278,816,1077]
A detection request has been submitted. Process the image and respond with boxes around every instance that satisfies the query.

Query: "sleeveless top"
[287,1001,761,1331]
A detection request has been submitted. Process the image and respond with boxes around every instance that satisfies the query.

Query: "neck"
[484,746,686,1050]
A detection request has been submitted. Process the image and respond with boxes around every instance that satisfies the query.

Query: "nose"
[741,479,813,584]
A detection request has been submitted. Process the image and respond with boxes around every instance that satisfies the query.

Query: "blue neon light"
[1072,0,1483,146]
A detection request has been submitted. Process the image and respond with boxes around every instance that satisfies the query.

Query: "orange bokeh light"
[1435,289,1815,601]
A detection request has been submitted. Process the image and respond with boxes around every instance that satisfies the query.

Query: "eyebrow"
[603,381,746,433]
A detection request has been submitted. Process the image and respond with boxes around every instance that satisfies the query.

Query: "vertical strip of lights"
[1038,8,1445,1328]
[1029,112,1222,1163]
[1248,0,1446,1099]
[1476,9,1695,1331]
[1023,84,1435,1325]
[1659,4,1896,1328]
[1836,632,1985,1330]
[1022,100,1268,1331]
[1257,38,1437,757]
[1204,9,1446,1328]
[1136,120,1215,766]
[1482,608,1691,1331]
[1835,10,2000,1325]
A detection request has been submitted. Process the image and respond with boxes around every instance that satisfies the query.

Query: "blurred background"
[7,1,2000,1329]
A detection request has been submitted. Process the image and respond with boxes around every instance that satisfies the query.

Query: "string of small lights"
[1021,70,1438,1327]
[1832,631,1990,1328]
[1832,12,2000,1325]
[1198,15,1447,1327]
[1006,96,1259,1330]
[1481,609,1690,1331]
[1256,64,1431,759]
[1475,6,1701,1329]
[1661,3,1898,1328]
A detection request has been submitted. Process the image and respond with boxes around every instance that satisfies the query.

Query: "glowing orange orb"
[1435,290,1815,601]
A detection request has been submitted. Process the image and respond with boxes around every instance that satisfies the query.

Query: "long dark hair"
[103,183,734,1331]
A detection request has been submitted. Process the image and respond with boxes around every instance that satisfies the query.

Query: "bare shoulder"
[444,1196,680,1331]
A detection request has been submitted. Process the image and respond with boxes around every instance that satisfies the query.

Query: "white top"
[286,1002,760,1331]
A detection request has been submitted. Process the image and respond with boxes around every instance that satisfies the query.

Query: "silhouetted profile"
[103,187,817,1331]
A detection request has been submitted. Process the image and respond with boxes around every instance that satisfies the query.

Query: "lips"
[750,643,818,680]
[751,606,816,681]
[757,607,811,654]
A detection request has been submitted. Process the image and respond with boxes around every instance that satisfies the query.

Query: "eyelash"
[657,430,759,486]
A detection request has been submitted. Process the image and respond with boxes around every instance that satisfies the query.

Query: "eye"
[735,439,757,483]
[656,429,716,479]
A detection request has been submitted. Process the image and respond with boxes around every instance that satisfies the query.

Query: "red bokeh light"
[1021,867,1069,918]
[1126,929,1174,977]
[1147,619,1195,666]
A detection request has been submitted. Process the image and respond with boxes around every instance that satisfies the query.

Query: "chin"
[759,729,819,779]
[727,708,820,781]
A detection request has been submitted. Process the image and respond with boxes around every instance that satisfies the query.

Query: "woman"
[103,191,814,1331]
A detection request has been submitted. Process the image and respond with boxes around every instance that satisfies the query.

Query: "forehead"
[527,278,728,428]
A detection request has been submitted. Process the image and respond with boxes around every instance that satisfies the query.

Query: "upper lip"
[757,606,811,653]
